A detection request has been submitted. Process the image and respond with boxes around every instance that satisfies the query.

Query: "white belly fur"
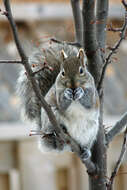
[60,101,99,147]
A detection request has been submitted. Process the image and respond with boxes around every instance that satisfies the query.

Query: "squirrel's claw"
[64,88,73,100]
[74,87,84,100]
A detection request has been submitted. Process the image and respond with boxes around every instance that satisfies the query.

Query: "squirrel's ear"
[77,48,84,59]
[77,48,86,67]
[61,50,68,61]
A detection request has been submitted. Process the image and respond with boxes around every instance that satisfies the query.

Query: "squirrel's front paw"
[74,87,84,100]
[64,88,73,100]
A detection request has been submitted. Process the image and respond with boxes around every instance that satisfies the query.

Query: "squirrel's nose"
[71,88,76,92]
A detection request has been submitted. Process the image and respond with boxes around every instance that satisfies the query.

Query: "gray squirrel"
[17,42,99,157]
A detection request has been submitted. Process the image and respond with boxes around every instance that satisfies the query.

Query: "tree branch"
[82,1,107,189]
[50,37,81,47]
[70,0,83,45]
[0,60,22,64]
[96,0,109,58]
[82,0,103,87]
[3,0,27,61]
[3,0,96,174]
[106,112,127,145]
[107,23,122,32]
[97,0,127,91]
[107,128,127,190]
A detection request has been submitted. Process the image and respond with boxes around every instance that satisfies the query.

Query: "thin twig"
[32,66,52,76]
[106,112,127,145]
[31,62,53,76]
[97,1,127,91]
[50,38,81,47]
[107,23,122,32]
[0,60,22,64]
[107,128,127,190]
[122,0,127,7]
[3,0,27,61]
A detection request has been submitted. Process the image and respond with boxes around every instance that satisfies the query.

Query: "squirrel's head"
[57,48,90,90]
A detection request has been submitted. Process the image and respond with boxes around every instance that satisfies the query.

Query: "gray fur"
[78,87,95,109]
[58,88,73,112]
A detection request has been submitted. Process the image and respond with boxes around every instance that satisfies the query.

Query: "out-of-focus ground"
[0,0,127,190]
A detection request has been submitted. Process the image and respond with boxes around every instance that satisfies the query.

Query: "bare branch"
[107,23,122,32]
[96,0,109,52]
[70,0,83,45]
[122,0,127,7]
[3,0,27,61]
[82,0,103,87]
[3,0,96,174]
[0,60,22,64]
[107,128,127,190]
[97,1,127,91]
[50,37,81,47]
[106,112,127,145]
[31,62,53,76]
[82,158,97,175]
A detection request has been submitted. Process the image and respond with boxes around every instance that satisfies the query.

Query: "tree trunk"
[88,92,107,190]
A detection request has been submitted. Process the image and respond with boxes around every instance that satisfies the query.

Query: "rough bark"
[82,0,103,87]
[82,1,109,190]
[96,0,109,54]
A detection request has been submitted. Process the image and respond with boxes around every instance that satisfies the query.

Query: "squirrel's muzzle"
[66,79,80,89]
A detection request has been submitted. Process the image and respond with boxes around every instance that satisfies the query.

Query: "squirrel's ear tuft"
[61,50,68,61]
[77,48,84,59]
[77,48,86,67]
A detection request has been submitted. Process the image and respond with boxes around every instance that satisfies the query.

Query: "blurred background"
[0,0,127,190]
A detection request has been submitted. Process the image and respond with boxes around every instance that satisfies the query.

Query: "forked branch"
[107,128,127,190]
[106,112,127,145]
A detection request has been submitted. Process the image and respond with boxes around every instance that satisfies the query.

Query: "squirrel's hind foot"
[41,132,64,151]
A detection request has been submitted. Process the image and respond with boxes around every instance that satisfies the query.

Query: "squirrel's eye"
[61,71,65,77]
[79,67,84,75]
